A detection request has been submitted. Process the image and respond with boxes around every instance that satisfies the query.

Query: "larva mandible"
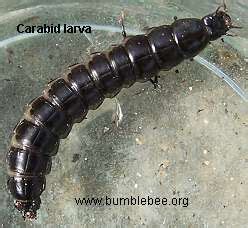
[6,3,240,220]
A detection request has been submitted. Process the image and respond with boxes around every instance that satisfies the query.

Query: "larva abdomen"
[25,96,73,139]
[64,64,104,110]
[88,53,123,98]
[8,176,45,201]
[107,45,136,88]
[11,119,59,156]
[123,35,160,82]
[7,147,52,176]
[146,25,184,69]
[43,78,88,123]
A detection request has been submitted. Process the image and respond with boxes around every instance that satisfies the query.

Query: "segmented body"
[5,16,218,218]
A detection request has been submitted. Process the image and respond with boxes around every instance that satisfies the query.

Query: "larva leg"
[90,51,101,56]
[149,75,160,89]
[118,10,127,38]
[68,63,79,68]
[142,26,155,33]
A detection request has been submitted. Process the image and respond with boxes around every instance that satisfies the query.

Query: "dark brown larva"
[6,6,236,219]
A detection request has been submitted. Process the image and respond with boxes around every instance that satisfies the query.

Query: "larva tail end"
[14,198,41,221]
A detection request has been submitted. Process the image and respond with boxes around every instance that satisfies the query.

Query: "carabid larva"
[6,2,242,220]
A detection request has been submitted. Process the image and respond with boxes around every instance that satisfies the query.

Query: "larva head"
[14,198,41,220]
[202,9,233,40]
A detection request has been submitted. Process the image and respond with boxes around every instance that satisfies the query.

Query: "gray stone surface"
[0,0,247,227]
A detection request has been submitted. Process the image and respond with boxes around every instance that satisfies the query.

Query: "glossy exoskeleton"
[6,5,237,219]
